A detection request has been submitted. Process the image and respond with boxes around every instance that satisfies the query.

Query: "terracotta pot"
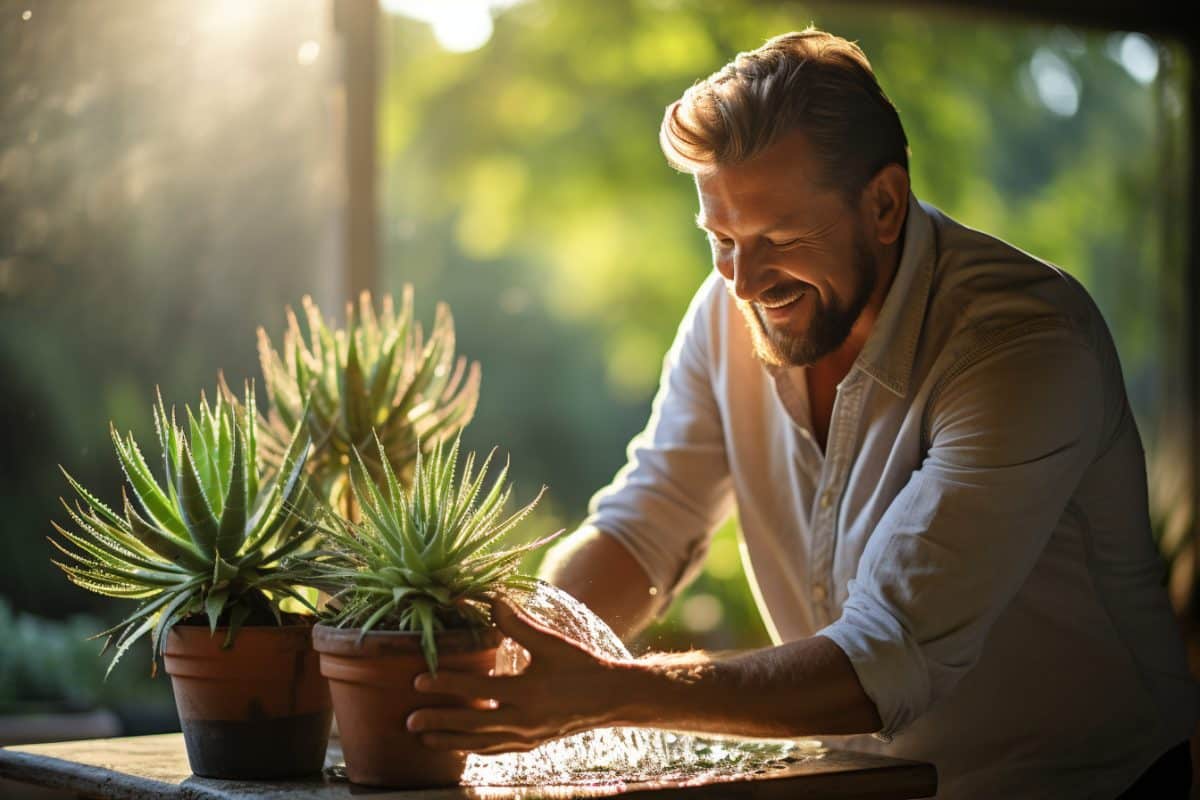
[313,623,502,788]
[164,623,332,780]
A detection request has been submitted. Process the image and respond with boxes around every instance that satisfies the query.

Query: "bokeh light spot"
[297,40,321,66]
[1030,48,1080,117]
[681,593,724,633]
[1118,33,1159,85]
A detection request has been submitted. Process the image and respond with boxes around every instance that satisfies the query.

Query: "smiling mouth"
[756,287,807,312]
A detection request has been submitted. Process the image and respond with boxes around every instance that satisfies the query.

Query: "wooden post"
[1187,35,1200,622]
[334,0,379,301]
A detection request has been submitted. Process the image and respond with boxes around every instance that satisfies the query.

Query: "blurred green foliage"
[0,0,1190,714]
[0,598,172,714]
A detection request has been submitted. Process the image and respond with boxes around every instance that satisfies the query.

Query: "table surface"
[0,733,937,799]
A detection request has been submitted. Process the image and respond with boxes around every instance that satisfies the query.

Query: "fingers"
[407,705,522,735]
[418,731,541,754]
[415,671,489,700]
[415,671,537,705]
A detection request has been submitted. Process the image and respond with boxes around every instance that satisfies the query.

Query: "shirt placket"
[808,372,865,627]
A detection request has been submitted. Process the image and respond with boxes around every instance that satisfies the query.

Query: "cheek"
[780,247,847,293]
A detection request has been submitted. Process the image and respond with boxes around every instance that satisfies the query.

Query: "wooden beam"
[848,0,1197,41]
[334,0,379,300]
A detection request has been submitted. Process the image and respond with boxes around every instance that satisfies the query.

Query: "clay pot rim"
[313,622,503,656]
[167,621,319,643]
[165,621,319,658]
[171,621,319,632]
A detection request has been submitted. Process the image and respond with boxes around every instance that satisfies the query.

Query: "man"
[408,29,1197,798]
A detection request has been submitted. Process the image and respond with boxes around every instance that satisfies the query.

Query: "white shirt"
[584,194,1197,799]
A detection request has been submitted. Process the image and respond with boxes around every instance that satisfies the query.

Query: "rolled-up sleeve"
[583,274,733,604]
[818,324,1104,739]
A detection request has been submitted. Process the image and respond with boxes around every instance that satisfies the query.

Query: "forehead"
[694,132,843,230]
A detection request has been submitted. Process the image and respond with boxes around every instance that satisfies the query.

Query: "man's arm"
[620,633,883,738]
[538,525,662,640]
[408,598,882,753]
[574,274,735,626]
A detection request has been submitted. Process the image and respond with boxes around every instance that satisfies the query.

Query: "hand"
[407,596,635,754]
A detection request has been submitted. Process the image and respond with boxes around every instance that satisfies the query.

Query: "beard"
[736,228,878,368]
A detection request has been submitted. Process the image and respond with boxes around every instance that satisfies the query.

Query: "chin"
[750,301,851,368]
[736,298,801,367]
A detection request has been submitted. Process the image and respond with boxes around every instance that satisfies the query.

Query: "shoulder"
[917,203,1115,372]
[914,204,1125,443]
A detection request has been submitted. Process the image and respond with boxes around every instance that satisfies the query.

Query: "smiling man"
[409,29,1198,798]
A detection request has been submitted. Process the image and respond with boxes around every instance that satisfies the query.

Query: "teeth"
[759,289,805,309]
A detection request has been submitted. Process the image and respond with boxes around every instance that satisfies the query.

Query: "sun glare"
[382,0,524,53]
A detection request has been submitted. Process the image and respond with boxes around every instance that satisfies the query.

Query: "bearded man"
[408,29,1197,799]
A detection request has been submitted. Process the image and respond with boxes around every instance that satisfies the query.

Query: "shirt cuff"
[816,592,934,741]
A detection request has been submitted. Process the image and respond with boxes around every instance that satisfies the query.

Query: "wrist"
[597,658,667,728]
[604,654,714,729]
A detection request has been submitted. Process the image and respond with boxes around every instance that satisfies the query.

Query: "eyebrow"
[694,212,817,238]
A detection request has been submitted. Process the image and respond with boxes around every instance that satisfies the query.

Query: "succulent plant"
[302,434,560,672]
[256,289,480,515]
[50,383,317,675]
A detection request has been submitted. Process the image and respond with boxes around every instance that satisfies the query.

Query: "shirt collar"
[853,192,936,397]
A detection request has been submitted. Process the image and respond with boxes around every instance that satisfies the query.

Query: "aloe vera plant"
[303,434,560,672]
[256,289,480,515]
[50,383,316,675]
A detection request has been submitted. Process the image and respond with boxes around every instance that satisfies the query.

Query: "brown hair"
[660,28,909,201]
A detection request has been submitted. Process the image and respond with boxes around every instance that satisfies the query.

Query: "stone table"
[0,733,937,799]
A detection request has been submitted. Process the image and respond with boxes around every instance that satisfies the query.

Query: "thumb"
[490,596,582,658]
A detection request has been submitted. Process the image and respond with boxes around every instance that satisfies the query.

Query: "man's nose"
[728,244,771,302]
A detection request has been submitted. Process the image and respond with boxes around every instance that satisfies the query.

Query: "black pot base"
[181,709,332,780]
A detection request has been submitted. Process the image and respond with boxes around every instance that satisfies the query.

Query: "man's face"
[695,132,878,368]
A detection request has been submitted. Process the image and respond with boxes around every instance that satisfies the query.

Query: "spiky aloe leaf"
[121,496,208,571]
[186,405,216,513]
[215,428,248,556]
[51,381,319,676]
[175,438,219,559]
[340,330,369,442]
[205,588,229,633]
[111,427,185,539]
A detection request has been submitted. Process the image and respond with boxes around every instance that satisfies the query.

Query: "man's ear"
[862,164,909,246]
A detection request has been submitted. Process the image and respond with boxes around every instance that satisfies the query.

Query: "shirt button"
[819,491,833,509]
[812,583,827,603]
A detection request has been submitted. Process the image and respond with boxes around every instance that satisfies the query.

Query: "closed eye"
[768,237,801,249]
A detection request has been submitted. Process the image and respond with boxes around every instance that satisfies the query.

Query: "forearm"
[408,601,881,753]
[607,635,882,738]
[538,525,662,640]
